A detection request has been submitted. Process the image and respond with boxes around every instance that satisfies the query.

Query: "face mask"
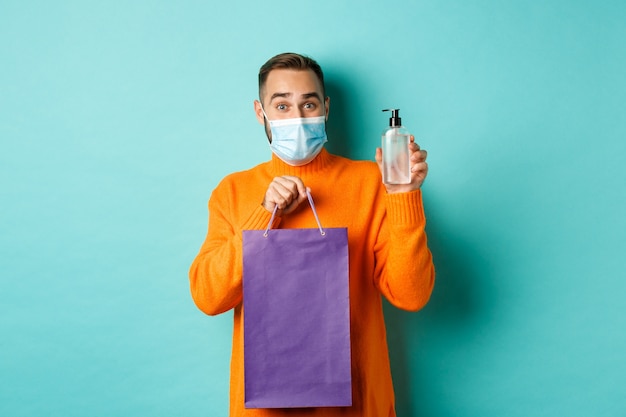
[261,108,328,166]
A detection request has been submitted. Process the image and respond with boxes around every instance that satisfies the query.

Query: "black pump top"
[383,108,402,127]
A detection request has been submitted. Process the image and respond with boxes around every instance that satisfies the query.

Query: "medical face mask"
[261,108,328,166]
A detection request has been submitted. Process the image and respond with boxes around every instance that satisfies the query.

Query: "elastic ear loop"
[263,189,326,237]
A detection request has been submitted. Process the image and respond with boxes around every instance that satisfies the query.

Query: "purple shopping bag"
[242,191,351,409]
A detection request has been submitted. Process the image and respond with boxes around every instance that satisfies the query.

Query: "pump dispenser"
[381,108,411,184]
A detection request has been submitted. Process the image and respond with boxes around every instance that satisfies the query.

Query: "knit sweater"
[189,148,435,417]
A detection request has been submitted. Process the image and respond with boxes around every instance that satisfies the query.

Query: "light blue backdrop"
[1,1,625,416]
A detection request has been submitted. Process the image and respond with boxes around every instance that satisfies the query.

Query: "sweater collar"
[269,148,333,176]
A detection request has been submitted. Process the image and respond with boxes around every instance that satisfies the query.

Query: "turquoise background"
[1,0,625,415]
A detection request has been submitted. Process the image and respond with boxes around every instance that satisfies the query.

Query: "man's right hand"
[262,176,309,215]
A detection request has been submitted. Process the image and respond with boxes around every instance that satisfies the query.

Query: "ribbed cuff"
[384,189,426,226]
[241,205,281,231]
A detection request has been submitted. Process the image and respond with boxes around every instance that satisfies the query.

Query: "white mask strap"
[259,104,269,121]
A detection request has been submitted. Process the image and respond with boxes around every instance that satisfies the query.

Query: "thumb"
[375,147,383,171]
[299,187,311,204]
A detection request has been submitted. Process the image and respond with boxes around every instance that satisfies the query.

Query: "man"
[189,52,435,416]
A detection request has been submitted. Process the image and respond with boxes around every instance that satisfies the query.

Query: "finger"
[283,175,307,198]
[271,176,309,212]
[283,194,307,214]
[274,176,301,195]
[265,188,289,210]
[266,179,295,209]
[411,161,429,175]
[411,149,427,163]
[374,147,383,166]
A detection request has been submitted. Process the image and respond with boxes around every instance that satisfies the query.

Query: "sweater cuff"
[241,205,280,231]
[384,189,426,226]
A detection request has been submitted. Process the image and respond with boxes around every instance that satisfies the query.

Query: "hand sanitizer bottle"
[381,108,411,184]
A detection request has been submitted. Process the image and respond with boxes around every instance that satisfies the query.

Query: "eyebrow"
[269,92,322,103]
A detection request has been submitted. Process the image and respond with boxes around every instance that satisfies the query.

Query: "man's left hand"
[375,135,429,193]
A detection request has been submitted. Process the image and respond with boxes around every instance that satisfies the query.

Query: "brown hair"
[258,52,326,103]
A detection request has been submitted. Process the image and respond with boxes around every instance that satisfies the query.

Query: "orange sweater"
[189,148,435,417]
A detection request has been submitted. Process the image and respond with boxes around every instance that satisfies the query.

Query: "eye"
[303,102,316,110]
[276,104,288,111]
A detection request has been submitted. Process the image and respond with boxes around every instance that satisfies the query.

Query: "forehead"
[263,69,323,100]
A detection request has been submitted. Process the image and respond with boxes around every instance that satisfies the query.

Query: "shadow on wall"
[324,74,359,159]
[324,72,492,414]
[384,196,490,416]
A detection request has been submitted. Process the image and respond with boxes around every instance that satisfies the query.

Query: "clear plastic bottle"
[381,108,411,184]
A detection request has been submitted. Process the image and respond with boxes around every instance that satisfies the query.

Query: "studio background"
[1,1,625,416]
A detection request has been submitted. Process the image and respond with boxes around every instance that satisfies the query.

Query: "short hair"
[258,52,326,102]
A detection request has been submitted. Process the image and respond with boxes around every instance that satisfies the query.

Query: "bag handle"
[263,189,326,237]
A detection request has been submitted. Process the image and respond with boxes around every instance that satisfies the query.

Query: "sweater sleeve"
[188,185,276,316]
[374,189,435,311]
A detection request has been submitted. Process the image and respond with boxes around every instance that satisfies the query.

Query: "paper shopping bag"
[242,191,351,409]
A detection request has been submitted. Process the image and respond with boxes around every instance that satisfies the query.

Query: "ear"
[324,96,330,121]
[253,100,265,125]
